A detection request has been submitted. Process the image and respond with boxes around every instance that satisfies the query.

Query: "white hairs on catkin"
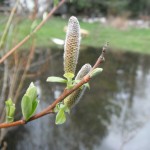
[64,16,81,75]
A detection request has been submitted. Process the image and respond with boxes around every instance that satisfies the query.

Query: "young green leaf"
[89,68,103,78]
[47,76,67,83]
[21,95,33,121]
[55,109,66,125]
[30,99,39,117]
[54,103,70,124]
[26,83,37,101]
[21,82,39,121]
[5,99,16,123]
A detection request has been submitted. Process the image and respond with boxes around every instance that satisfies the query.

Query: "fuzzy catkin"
[64,16,80,75]
[64,64,92,108]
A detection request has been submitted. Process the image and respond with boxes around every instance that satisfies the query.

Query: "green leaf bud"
[21,82,39,121]
[5,99,16,123]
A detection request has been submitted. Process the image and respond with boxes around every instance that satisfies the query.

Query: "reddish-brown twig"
[0,43,108,128]
[0,0,66,64]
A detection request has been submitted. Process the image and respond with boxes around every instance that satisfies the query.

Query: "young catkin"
[64,64,92,108]
[64,16,80,75]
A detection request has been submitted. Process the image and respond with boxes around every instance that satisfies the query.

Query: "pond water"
[2,48,150,150]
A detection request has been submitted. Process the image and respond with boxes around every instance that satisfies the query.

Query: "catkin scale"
[64,16,80,75]
[64,64,92,108]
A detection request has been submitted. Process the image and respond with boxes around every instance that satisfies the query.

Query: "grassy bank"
[0,16,150,54]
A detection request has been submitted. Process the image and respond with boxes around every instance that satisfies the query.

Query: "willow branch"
[0,0,19,50]
[0,0,66,64]
[0,43,108,128]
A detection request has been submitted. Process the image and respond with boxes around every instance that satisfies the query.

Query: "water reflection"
[2,48,150,150]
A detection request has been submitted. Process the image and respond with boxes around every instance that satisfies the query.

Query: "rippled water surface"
[2,48,150,150]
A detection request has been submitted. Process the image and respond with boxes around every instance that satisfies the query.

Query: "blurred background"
[0,0,150,150]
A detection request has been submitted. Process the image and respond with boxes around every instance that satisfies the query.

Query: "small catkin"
[64,16,80,75]
[64,64,92,108]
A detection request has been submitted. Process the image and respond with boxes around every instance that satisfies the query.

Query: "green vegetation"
[0,17,150,54]
[70,0,150,17]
